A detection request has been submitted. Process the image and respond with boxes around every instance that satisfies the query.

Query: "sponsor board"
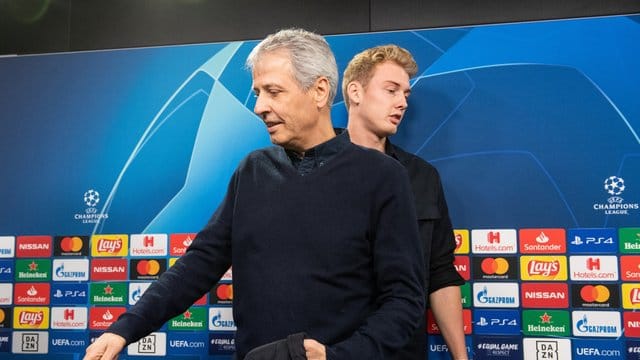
[522,309,570,336]
[473,282,519,308]
[620,227,640,253]
[130,234,168,257]
[0,284,12,305]
[15,236,52,258]
[521,283,569,308]
[13,283,50,305]
[520,256,568,281]
[129,282,152,305]
[625,312,640,338]
[519,228,566,254]
[90,258,128,281]
[453,229,469,254]
[49,331,88,354]
[471,229,517,254]
[428,309,472,335]
[0,260,13,282]
[621,256,640,281]
[453,256,470,280]
[127,332,166,356]
[209,307,236,331]
[472,256,517,281]
[0,237,15,258]
[50,307,88,329]
[169,233,196,256]
[14,259,50,282]
[523,338,571,360]
[473,309,521,335]
[51,283,88,305]
[167,332,208,355]
[569,255,619,281]
[11,331,48,354]
[573,339,623,359]
[90,282,127,305]
[474,335,521,359]
[169,307,207,330]
[209,332,236,355]
[572,310,622,337]
[130,258,167,280]
[571,283,619,308]
[53,235,89,256]
[13,306,49,329]
[52,259,89,281]
[568,228,617,253]
[90,234,128,257]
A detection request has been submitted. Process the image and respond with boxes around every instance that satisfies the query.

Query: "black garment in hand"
[244,332,307,360]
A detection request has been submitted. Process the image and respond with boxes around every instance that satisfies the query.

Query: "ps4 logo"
[570,236,613,246]
[476,317,517,327]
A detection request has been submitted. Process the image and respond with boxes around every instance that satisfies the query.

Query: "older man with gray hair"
[83,28,424,360]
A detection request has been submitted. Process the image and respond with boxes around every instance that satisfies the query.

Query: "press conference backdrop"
[0,14,639,360]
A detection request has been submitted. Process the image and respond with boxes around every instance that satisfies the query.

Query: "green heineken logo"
[619,227,640,253]
[460,283,471,308]
[15,259,51,281]
[90,282,127,305]
[522,310,570,336]
[169,307,207,330]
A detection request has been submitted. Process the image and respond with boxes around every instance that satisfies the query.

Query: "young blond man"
[344,45,468,360]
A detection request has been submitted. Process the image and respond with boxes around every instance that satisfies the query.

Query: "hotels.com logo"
[570,255,618,281]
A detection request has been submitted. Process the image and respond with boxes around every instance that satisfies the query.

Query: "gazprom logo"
[208,307,236,331]
[52,259,89,281]
[473,283,519,308]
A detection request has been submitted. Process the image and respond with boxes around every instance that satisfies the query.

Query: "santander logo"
[527,260,560,276]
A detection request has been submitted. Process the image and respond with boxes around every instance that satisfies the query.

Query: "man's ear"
[312,76,331,108]
[346,81,362,106]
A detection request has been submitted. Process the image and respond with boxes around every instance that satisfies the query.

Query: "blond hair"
[342,45,417,109]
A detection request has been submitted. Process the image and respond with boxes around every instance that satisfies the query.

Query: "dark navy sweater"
[108,131,425,359]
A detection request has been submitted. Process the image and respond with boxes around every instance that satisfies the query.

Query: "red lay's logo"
[16,236,52,258]
[97,239,122,253]
[19,310,44,326]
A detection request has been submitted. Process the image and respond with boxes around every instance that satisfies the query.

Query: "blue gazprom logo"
[473,310,520,335]
[568,228,617,253]
[54,263,87,279]
[573,339,622,359]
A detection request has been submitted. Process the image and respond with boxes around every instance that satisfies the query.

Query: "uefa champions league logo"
[83,189,100,207]
[603,176,625,196]
[73,188,109,224]
[592,176,638,215]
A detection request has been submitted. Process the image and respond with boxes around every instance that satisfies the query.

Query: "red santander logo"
[170,233,196,256]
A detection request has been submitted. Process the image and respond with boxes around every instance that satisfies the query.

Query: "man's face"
[252,50,321,151]
[356,61,411,137]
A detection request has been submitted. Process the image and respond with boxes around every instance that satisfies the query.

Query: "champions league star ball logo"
[83,189,100,207]
[603,176,625,196]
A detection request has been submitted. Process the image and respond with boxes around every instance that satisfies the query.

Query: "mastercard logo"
[580,285,610,303]
[216,284,233,301]
[481,257,509,275]
[60,236,84,252]
[136,260,161,276]
[0,309,5,323]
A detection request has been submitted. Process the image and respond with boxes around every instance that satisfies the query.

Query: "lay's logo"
[13,306,49,329]
[520,256,567,281]
[91,235,128,257]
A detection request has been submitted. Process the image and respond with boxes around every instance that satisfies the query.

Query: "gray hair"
[246,28,338,105]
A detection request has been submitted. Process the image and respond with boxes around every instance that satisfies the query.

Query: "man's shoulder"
[388,143,439,176]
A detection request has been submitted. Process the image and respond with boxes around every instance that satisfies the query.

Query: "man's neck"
[347,120,387,153]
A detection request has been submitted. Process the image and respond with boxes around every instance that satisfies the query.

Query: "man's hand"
[83,332,126,360]
[304,339,326,360]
